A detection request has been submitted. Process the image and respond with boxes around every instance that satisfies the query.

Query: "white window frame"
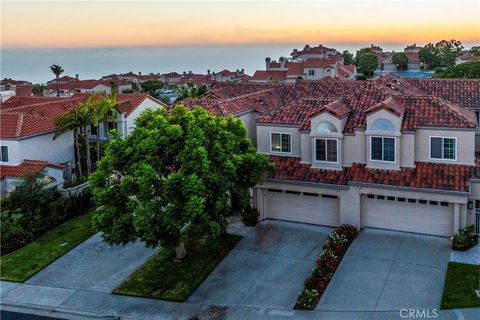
[429,136,457,161]
[0,145,8,162]
[308,69,315,76]
[270,132,292,154]
[314,138,339,163]
[369,136,396,163]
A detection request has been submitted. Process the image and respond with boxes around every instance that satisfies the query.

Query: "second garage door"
[265,189,339,227]
[364,195,453,237]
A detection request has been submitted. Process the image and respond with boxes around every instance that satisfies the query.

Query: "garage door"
[265,189,339,226]
[364,195,453,237]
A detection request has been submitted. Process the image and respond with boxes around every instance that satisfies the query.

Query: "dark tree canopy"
[420,40,464,68]
[392,52,409,70]
[357,52,379,77]
[89,106,273,250]
[435,61,480,79]
[140,80,164,97]
[342,50,354,65]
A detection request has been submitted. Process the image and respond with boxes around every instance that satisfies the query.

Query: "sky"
[2,0,479,49]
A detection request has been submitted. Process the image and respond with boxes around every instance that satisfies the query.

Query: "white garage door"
[265,189,339,227]
[364,195,453,237]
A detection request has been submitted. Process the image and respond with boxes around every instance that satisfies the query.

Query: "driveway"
[26,233,157,293]
[188,220,332,308]
[317,228,451,312]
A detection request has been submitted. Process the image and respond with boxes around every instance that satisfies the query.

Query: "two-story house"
[184,79,480,237]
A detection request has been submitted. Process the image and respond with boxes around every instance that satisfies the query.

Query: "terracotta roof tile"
[0,160,64,180]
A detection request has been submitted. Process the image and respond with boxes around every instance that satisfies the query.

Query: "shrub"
[452,225,478,251]
[295,289,319,310]
[241,207,259,226]
[315,249,339,275]
[325,232,348,255]
[336,224,358,242]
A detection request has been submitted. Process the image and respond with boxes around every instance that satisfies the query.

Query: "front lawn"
[441,262,480,309]
[0,212,96,282]
[114,233,241,301]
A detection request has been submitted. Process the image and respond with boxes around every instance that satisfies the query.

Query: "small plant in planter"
[325,232,348,255]
[315,249,339,274]
[241,207,260,226]
[294,289,319,310]
[452,225,478,251]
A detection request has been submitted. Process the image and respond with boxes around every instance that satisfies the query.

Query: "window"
[316,121,337,134]
[371,118,395,132]
[322,194,338,199]
[315,139,338,162]
[270,133,291,153]
[430,137,456,160]
[1,146,8,162]
[308,69,315,76]
[371,137,395,162]
[303,192,318,197]
[476,111,480,126]
[387,196,395,201]
[268,188,283,193]
[285,190,301,195]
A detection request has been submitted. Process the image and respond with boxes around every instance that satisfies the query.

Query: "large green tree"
[140,80,164,97]
[357,52,379,77]
[435,61,480,78]
[392,52,409,70]
[174,81,207,102]
[420,40,464,69]
[354,47,374,65]
[89,106,273,259]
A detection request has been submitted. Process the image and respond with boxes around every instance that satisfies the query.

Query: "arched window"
[371,118,395,132]
[316,121,337,134]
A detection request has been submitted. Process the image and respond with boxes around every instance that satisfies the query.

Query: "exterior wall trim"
[264,178,349,190]
[256,123,301,128]
[349,181,469,196]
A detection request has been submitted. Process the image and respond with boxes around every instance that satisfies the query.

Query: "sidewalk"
[450,244,480,265]
[1,280,479,320]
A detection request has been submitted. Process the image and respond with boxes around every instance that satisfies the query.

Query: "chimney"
[189,71,192,74]
[183,71,186,75]
[318,44,323,47]
[139,72,142,76]
[241,68,244,74]
[149,72,153,75]
[279,57,286,69]
[75,74,79,80]
[265,57,271,70]
[207,69,211,75]
[304,44,310,50]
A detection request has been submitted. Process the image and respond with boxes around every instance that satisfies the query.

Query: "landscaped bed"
[441,262,480,309]
[114,233,242,301]
[294,224,358,310]
[0,211,96,282]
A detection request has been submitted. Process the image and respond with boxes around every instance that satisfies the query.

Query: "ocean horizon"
[2,42,478,84]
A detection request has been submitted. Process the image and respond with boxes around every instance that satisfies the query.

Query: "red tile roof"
[286,62,305,76]
[251,71,288,81]
[268,156,350,186]
[304,58,337,68]
[365,97,405,116]
[349,161,477,192]
[406,78,480,109]
[14,85,34,97]
[0,160,64,180]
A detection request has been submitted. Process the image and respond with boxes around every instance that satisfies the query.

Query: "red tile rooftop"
[0,160,64,180]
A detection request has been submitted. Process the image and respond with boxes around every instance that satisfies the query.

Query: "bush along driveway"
[294,224,358,310]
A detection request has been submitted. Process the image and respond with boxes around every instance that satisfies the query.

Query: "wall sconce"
[468,201,473,210]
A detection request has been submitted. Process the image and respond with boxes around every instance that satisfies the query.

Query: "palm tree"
[173,81,207,102]
[53,108,84,178]
[76,105,94,175]
[101,93,118,141]
[86,93,117,161]
[50,65,64,97]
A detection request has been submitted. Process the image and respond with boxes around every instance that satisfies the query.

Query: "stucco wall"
[414,129,475,165]
[343,132,367,166]
[256,125,301,156]
[124,97,164,136]
[238,111,257,145]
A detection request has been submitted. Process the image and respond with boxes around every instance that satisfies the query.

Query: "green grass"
[441,262,480,309]
[0,212,96,282]
[114,233,242,301]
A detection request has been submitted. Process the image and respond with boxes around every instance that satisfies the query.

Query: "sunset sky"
[2,0,479,49]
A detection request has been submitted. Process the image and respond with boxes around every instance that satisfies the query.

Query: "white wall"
[238,111,257,145]
[123,97,164,136]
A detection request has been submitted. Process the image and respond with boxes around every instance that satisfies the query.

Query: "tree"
[89,106,273,260]
[342,50,354,65]
[159,95,171,105]
[357,52,378,77]
[174,81,207,102]
[140,80,163,97]
[86,93,116,161]
[392,52,409,70]
[435,61,480,78]
[50,65,64,97]
[420,40,464,69]
[355,47,374,65]
[435,39,464,67]
[32,84,47,96]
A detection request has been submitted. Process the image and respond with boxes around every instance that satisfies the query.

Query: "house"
[455,52,480,65]
[372,44,422,71]
[252,44,356,83]
[44,79,133,96]
[0,94,166,197]
[161,72,183,85]
[183,78,480,237]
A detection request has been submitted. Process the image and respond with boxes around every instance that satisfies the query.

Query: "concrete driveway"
[317,228,451,312]
[188,220,332,308]
[26,233,157,293]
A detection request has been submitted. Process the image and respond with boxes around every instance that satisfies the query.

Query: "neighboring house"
[0,94,166,197]
[1,78,33,91]
[372,44,422,71]
[161,72,183,85]
[183,78,480,237]
[455,52,480,65]
[0,160,64,197]
[252,44,355,83]
[45,80,116,96]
